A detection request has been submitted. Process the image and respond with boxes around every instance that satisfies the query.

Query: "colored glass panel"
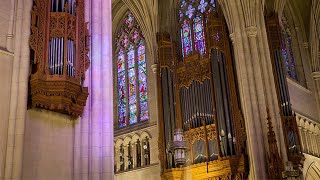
[179,9,183,19]
[198,0,208,13]
[126,13,134,28]
[117,49,126,127]
[127,45,137,124]
[122,35,129,47]
[181,20,193,57]
[138,42,148,121]
[186,5,195,19]
[181,0,186,8]
[210,0,215,7]
[132,30,140,42]
[116,11,149,128]
[281,18,297,80]
[193,16,206,56]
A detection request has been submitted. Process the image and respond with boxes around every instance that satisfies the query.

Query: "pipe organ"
[265,14,304,175]
[157,10,247,179]
[29,0,89,117]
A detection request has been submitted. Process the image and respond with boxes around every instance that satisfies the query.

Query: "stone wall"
[0,51,13,180]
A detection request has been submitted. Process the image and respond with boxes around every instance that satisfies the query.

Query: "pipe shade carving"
[29,0,90,117]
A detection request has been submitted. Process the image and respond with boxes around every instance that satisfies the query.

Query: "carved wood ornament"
[29,0,90,117]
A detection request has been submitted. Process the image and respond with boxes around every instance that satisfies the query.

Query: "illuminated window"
[281,17,297,80]
[179,0,215,58]
[115,12,149,128]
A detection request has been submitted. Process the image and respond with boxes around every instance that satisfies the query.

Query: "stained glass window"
[181,20,193,57]
[193,16,206,56]
[179,0,215,59]
[115,12,149,128]
[117,49,126,128]
[138,41,148,121]
[281,17,297,80]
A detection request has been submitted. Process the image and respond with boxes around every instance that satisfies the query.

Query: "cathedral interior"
[0,0,320,179]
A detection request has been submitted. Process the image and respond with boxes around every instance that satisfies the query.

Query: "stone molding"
[0,49,14,57]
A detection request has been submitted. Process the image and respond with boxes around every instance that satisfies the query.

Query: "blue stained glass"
[181,0,186,8]
[186,5,195,19]
[210,0,216,7]
[179,10,183,19]
[193,16,206,56]
[198,0,208,13]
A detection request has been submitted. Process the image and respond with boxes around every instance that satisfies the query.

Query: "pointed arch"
[114,11,149,128]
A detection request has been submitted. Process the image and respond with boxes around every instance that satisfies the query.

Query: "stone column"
[6,0,16,52]
[4,0,32,179]
[101,0,114,178]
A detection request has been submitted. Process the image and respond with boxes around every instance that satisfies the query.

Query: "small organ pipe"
[73,40,75,76]
[48,40,51,74]
[53,38,56,74]
[61,38,64,75]
[55,0,58,12]
[62,0,65,12]
[57,38,61,74]
[68,39,70,76]
[183,89,189,129]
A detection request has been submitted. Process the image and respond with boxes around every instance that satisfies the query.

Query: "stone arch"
[281,0,312,87]
[112,0,158,64]
[305,161,320,180]
[140,130,152,140]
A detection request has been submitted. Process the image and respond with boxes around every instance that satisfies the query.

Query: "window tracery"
[281,16,298,80]
[115,12,149,128]
[179,0,215,58]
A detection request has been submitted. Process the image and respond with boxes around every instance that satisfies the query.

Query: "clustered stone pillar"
[218,0,290,178]
[4,0,32,179]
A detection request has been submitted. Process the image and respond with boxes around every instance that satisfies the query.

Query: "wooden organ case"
[265,14,304,178]
[29,0,90,117]
[158,11,247,180]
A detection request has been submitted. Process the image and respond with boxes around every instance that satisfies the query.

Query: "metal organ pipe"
[53,38,56,74]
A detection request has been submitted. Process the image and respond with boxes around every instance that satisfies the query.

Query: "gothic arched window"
[179,0,216,58]
[281,17,297,80]
[115,12,149,128]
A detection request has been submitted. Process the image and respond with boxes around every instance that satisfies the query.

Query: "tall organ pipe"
[211,48,236,156]
[161,68,176,168]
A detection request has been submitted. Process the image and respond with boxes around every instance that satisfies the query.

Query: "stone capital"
[151,64,158,74]
[245,26,257,37]
[312,71,320,80]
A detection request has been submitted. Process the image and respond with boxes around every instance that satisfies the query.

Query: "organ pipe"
[265,14,304,170]
[29,0,89,117]
[180,80,214,130]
